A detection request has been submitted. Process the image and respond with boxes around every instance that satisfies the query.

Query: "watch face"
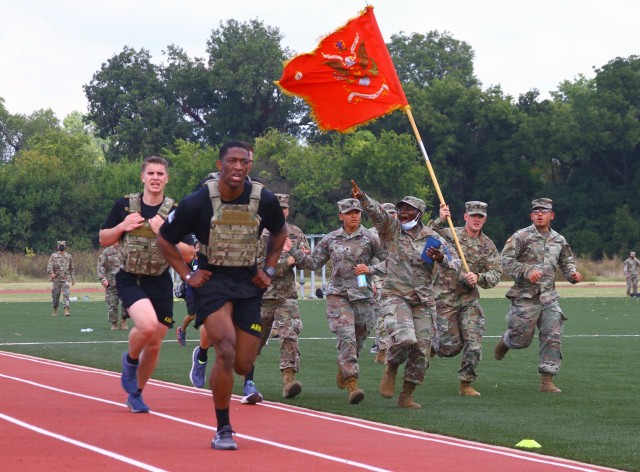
[264,267,276,278]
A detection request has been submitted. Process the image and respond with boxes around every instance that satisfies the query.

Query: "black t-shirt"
[159,182,285,271]
[101,196,166,231]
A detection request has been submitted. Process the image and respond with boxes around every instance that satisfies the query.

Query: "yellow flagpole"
[404,106,470,274]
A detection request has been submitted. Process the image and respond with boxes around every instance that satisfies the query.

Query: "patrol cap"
[531,198,553,210]
[57,240,66,246]
[337,198,362,214]
[381,203,397,214]
[465,201,487,216]
[396,196,426,214]
[275,194,289,208]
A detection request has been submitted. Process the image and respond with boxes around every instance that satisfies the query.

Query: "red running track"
[0,351,621,472]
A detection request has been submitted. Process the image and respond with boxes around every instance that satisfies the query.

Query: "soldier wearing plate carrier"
[99,155,181,414]
[157,141,287,451]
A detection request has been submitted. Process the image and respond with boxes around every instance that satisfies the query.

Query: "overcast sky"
[1,0,638,120]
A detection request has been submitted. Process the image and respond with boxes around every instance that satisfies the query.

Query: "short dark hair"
[141,155,169,172]
[219,141,253,160]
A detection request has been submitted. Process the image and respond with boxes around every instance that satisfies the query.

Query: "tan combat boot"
[459,381,481,397]
[336,361,347,390]
[539,373,562,393]
[64,307,70,316]
[345,377,365,404]
[379,363,398,398]
[120,318,129,330]
[397,381,422,409]
[494,338,509,360]
[282,367,302,399]
[374,349,386,364]
[111,322,119,331]
[52,307,58,317]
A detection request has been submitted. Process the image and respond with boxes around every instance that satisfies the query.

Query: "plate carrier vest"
[200,180,263,267]
[120,193,174,276]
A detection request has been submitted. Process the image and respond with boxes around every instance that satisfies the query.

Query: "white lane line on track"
[0,373,391,472]
[0,352,619,472]
[0,413,167,472]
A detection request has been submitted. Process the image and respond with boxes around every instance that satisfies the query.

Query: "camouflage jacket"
[428,220,502,306]
[360,194,460,305]
[47,252,75,282]
[368,227,389,291]
[97,245,121,284]
[623,258,640,276]
[501,224,578,304]
[258,222,310,300]
[290,224,385,301]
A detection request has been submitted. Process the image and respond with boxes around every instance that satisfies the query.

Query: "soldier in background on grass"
[495,198,582,393]
[429,201,502,397]
[245,193,311,400]
[97,242,129,330]
[623,251,640,297]
[47,240,75,317]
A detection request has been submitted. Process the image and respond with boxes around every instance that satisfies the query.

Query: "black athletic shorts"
[116,269,174,328]
[185,288,196,317]
[193,271,265,339]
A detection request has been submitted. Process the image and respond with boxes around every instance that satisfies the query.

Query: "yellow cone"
[515,439,542,448]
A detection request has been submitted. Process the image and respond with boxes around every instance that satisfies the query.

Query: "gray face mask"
[58,245,65,251]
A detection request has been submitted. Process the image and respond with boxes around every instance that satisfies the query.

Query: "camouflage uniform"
[97,245,125,325]
[360,195,460,385]
[289,200,385,383]
[499,201,580,376]
[429,202,502,383]
[256,212,311,373]
[369,204,395,353]
[623,252,640,296]
[47,241,75,311]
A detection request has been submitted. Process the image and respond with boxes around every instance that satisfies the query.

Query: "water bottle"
[357,273,367,289]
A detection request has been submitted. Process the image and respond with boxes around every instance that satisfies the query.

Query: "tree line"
[1,19,639,257]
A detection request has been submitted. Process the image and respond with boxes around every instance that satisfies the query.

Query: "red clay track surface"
[0,351,621,472]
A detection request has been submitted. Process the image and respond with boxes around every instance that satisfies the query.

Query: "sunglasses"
[531,209,552,215]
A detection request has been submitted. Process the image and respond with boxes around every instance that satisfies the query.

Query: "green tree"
[84,47,195,162]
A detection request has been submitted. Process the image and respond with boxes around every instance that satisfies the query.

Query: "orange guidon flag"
[276,5,408,132]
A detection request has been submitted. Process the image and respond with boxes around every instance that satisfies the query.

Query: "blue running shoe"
[176,327,186,347]
[121,352,138,394]
[126,392,150,413]
[211,425,237,450]
[241,380,263,404]
[190,346,207,388]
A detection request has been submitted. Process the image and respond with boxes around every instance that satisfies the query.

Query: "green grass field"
[1,291,638,471]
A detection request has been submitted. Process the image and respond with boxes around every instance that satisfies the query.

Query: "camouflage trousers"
[374,292,390,351]
[51,279,71,309]
[257,299,303,372]
[434,300,485,382]
[326,295,375,381]
[626,274,638,295]
[501,296,566,375]
[382,295,434,385]
[104,284,124,324]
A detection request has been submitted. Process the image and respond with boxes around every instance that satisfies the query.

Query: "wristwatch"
[185,271,195,281]
[263,266,276,278]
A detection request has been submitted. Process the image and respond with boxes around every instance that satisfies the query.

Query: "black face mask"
[58,245,65,251]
